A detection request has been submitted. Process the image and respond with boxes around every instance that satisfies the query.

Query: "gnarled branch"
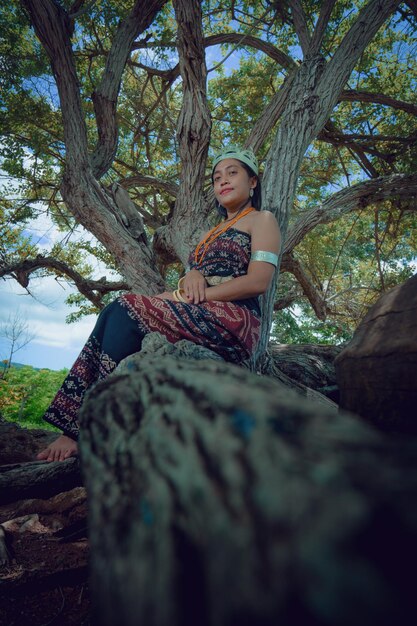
[0,256,129,307]
[91,0,168,178]
[284,172,417,255]
[205,33,297,72]
[281,253,328,320]
[340,89,417,118]
[120,174,179,198]
[317,0,402,138]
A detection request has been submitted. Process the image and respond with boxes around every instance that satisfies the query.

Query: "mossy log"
[79,338,417,626]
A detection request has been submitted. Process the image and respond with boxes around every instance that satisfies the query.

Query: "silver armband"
[250,250,278,267]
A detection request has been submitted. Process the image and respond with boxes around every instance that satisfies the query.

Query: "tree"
[0,310,36,378]
[1,0,416,365]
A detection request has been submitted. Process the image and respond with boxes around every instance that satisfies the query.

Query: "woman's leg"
[37,298,146,461]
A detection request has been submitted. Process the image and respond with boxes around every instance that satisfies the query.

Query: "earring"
[249,189,254,198]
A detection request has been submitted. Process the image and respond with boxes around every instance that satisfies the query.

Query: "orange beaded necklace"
[194,206,255,265]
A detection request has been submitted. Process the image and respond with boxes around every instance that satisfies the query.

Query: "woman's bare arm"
[204,211,281,302]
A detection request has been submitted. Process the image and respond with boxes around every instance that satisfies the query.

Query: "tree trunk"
[270,342,342,399]
[79,347,417,626]
[256,0,401,359]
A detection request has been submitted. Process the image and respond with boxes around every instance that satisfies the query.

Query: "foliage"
[0,364,67,429]
[272,308,353,345]
[1,0,416,344]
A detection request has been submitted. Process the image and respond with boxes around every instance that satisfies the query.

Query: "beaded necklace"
[194,206,255,265]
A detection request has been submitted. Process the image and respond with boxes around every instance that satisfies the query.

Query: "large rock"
[335,274,417,433]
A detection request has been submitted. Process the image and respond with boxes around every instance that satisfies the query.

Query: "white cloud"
[0,275,96,361]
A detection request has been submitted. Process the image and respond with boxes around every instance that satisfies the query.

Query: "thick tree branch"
[316,0,402,137]
[21,0,89,170]
[281,254,328,320]
[255,0,403,359]
[339,89,417,117]
[288,0,311,56]
[308,0,337,56]
[91,0,168,178]
[0,256,130,307]
[284,172,417,254]
[247,71,297,152]
[159,0,211,264]
[0,458,82,506]
[322,129,417,146]
[120,174,179,197]
[21,0,165,294]
[204,33,297,72]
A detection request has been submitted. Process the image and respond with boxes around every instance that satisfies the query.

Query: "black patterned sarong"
[42,228,261,439]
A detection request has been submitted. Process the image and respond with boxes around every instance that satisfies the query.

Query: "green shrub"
[0,365,68,430]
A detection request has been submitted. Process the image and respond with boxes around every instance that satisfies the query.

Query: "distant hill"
[2,362,47,372]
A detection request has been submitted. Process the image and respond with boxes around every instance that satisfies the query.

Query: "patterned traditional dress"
[43,227,261,439]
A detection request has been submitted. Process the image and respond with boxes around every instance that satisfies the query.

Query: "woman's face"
[213,158,257,211]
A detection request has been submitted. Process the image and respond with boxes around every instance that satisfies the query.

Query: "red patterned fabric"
[41,227,261,439]
[120,294,260,363]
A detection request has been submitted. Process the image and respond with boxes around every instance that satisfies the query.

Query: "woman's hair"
[241,162,262,211]
[213,160,262,218]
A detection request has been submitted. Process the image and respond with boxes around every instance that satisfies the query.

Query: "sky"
[0,197,104,371]
[0,275,97,371]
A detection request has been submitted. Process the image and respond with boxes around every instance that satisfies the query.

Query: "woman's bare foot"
[36,435,78,462]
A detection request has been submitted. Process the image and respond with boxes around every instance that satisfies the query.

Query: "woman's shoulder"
[252,209,277,221]
[249,210,279,231]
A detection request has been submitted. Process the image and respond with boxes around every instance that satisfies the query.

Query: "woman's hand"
[155,291,177,301]
[182,269,207,304]
[155,291,193,303]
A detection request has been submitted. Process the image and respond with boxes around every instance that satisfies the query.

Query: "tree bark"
[256,0,402,360]
[21,0,166,293]
[155,0,212,264]
[0,459,82,506]
[79,350,417,626]
[339,89,417,118]
[91,0,169,178]
[288,0,311,55]
[270,342,342,398]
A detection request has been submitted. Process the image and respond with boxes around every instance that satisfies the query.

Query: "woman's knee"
[99,297,123,318]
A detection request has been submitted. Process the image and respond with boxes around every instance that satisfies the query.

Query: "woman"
[37,146,281,462]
